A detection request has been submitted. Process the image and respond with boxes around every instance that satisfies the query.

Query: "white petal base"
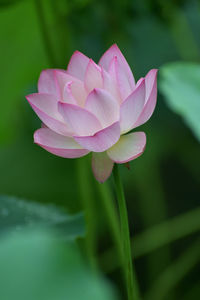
[107,132,146,163]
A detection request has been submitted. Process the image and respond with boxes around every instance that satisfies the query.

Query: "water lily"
[26,44,157,182]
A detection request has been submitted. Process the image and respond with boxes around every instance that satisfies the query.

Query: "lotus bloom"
[26,44,157,182]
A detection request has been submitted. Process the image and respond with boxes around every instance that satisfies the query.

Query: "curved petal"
[58,102,102,136]
[101,68,121,103]
[107,132,146,163]
[109,56,133,101]
[92,152,114,183]
[74,122,120,152]
[120,79,146,133]
[34,128,89,158]
[26,93,72,136]
[134,69,158,128]
[70,80,88,107]
[85,88,119,128]
[145,69,158,103]
[54,70,76,99]
[55,70,87,106]
[67,50,90,81]
[99,44,135,92]
[63,81,77,104]
[38,69,58,96]
[135,77,144,88]
[84,59,103,93]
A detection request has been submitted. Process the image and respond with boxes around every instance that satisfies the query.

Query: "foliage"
[0,195,85,239]
[160,62,200,142]
[0,228,116,300]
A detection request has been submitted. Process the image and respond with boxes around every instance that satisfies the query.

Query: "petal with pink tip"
[74,122,120,152]
[92,152,114,183]
[63,82,77,104]
[84,59,103,93]
[58,102,102,136]
[55,69,87,106]
[145,69,158,102]
[99,44,135,91]
[67,50,90,81]
[107,132,146,163]
[54,70,76,99]
[34,127,89,158]
[38,69,58,96]
[109,56,132,101]
[135,77,144,88]
[134,69,158,128]
[120,79,146,133]
[85,88,119,128]
[101,68,121,103]
[26,93,72,136]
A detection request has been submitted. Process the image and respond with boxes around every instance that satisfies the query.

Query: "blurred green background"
[0,0,200,299]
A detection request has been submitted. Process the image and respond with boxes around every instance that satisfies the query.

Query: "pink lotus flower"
[26,44,157,182]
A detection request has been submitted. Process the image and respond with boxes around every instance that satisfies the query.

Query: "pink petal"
[74,122,120,152]
[99,44,135,93]
[145,69,158,102]
[101,68,121,103]
[34,127,89,158]
[109,56,133,101]
[84,59,103,93]
[85,88,119,128]
[135,77,144,88]
[58,102,102,136]
[134,69,158,128]
[55,69,87,106]
[54,70,76,99]
[67,50,90,81]
[70,80,88,107]
[38,69,58,96]
[107,132,146,163]
[26,93,72,136]
[120,79,146,133]
[92,152,114,183]
[63,81,77,104]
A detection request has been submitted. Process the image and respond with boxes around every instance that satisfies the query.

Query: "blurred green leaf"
[0,228,117,300]
[160,62,200,141]
[0,195,85,240]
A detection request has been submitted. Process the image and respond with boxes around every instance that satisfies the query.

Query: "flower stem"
[113,164,140,300]
[95,181,125,279]
[76,157,98,270]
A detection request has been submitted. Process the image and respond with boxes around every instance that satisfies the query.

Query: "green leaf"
[0,195,85,240]
[0,228,117,300]
[159,62,200,141]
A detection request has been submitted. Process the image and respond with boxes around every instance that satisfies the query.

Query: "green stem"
[96,181,125,278]
[113,164,140,300]
[100,206,200,273]
[34,0,57,67]
[76,157,97,270]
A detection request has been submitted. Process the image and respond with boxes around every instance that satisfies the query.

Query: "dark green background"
[0,0,199,299]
